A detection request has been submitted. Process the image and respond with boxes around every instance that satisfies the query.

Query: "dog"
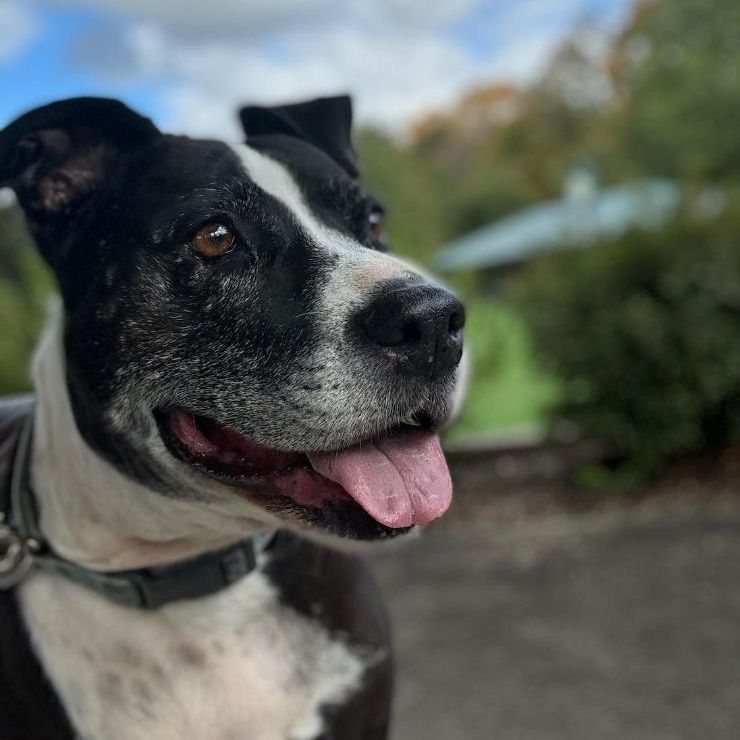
[0,95,465,740]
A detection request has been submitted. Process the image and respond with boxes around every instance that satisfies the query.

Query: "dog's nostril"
[449,305,466,334]
[362,307,425,348]
[357,279,465,378]
[363,313,404,347]
[401,318,422,344]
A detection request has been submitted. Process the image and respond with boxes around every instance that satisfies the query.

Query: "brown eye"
[192,222,236,257]
[368,207,385,241]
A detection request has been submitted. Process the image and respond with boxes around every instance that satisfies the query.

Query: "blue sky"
[0,0,635,138]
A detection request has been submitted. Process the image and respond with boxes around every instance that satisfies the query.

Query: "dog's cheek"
[447,347,470,427]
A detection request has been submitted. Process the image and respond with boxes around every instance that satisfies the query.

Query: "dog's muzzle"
[354,276,465,380]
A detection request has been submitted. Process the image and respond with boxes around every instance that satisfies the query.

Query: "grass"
[445,295,560,442]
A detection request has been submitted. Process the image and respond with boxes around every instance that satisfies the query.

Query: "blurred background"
[2,0,740,737]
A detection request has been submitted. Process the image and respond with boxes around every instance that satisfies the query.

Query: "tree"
[0,200,52,394]
[615,0,740,181]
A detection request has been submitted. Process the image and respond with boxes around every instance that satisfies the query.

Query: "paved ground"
[368,484,740,740]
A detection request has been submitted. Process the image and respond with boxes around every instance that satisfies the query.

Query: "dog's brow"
[230,142,364,256]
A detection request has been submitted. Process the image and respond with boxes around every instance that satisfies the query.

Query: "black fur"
[0,95,464,738]
[0,95,462,540]
[240,96,358,178]
[1,98,399,535]
[0,400,391,740]
[0,398,75,740]
[265,532,394,739]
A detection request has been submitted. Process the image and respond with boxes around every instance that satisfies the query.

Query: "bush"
[445,295,559,441]
[0,203,53,395]
[510,207,740,479]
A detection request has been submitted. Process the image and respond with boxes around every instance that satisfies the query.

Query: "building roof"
[433,178,685,273]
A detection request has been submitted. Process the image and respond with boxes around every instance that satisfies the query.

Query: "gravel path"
[368,486,740,740]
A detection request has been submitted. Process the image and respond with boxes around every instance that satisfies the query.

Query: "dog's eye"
[191,223,237,257]
[368,207,385,241]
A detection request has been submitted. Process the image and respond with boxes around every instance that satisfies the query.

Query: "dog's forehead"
[227,141,337,238]
[118,134,361,244]
[133,136,244,192]
[225,136,365,247]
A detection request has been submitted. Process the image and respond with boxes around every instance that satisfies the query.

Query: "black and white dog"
[0,96,465,739]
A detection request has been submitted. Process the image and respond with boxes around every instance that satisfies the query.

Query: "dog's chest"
[19,568,365,740]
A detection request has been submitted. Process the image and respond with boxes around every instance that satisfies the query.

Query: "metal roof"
[433,179,683,273]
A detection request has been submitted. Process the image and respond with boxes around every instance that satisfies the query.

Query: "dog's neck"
[29,306,257,571]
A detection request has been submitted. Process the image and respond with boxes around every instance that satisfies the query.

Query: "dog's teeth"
[402,416,421,427]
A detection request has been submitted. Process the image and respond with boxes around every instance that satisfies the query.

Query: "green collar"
[0,409,274,609]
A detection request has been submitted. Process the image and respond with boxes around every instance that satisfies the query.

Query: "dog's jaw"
[29,303,419,568]
[30,302,273,571]
[23,305,379,739]
[18,557,370,740]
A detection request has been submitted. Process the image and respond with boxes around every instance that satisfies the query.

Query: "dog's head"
[0,96,466,542]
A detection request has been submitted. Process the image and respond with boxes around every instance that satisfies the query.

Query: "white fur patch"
[30,305,280,571]
[230,143,466,447]
[231,142,419,306]
[24,307,368,739]
[17,142,463,739]
[20,570,366,740]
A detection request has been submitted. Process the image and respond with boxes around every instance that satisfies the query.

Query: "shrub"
[0,203,53,395]
[445,295,559,441]
[509,207,740,479]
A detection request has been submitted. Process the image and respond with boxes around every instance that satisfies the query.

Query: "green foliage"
[618,0,740,181]
[445,296,559,441]
[0,205,53,395]
[357,0,740,259]
[2,0,739,450]
[356,130,449,265]
[510,207,740,477]
[356,127,544,263]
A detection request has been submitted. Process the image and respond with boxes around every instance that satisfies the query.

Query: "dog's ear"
[0,97,159,266]
[239,95,358,178]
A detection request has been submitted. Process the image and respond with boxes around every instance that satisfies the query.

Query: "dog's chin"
[153,407,453,542]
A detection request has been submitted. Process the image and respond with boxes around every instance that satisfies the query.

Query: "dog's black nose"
[358,278,465,378]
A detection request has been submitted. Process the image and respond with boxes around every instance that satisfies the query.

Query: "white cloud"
[120,13,565,139]
[41,0,478,36]
[34,0,628,136]
[41,0,333,35]
[0,1,40,61]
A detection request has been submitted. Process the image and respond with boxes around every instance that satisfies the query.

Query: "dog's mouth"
[157,409,452,535]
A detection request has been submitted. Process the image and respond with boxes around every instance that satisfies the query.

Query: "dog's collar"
[0,408,275,609]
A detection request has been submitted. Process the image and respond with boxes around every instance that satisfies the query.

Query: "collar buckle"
[0,515,37,589]
[2,406,277,608]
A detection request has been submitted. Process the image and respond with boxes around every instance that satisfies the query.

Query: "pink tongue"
[307,430,452,528]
